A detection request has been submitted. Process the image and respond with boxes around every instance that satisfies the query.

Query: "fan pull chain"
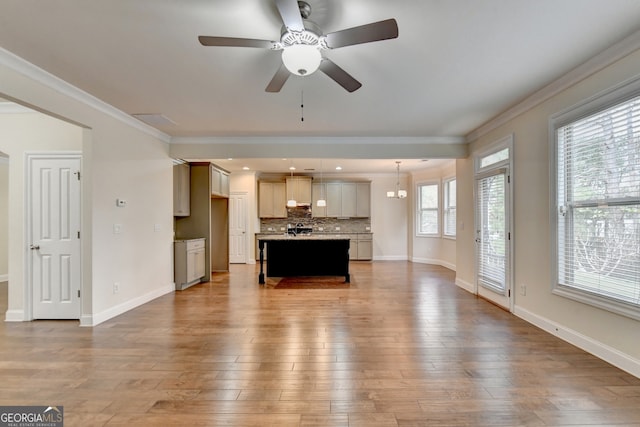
[300,90,304,122]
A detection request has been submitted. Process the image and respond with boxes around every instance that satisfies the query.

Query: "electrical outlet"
[113,224,122,234]
[113,282,120,294]
[520,284,526,296]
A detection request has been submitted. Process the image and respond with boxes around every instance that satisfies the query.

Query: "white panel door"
[229,193,248,264]
[29,154,81,319]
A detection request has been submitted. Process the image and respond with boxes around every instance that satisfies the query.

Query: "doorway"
[474,136,513,311]
[229,192,248,264]
[0,152,8,284]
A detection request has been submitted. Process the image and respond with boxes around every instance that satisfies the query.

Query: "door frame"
[25,151,82,320]
[473,135,514,312]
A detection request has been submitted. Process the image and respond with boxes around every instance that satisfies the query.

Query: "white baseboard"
[455,277,475,294]
[0,274,8,282]
[4,309,24,322]
[411,257,456,271]
[373,255,409,261]
[80,284,174,327]
[514,306,640,379]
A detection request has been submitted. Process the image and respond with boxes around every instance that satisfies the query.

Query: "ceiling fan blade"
[319,59,362,93]
[265,63,291,92]
[275,0,305,31]
[324,18,399,49]
[198,36,276,49]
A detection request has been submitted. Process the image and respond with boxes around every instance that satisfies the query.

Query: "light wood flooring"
[1,262,640,426]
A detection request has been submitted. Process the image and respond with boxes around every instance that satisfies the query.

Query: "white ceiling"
[2,0,640,173]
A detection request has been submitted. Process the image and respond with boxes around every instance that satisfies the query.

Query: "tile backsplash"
[261,209,371,233]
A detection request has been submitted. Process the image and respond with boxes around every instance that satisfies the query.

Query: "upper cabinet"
[285,176,312,205]
[211,164,230,198]
[259,181,287,218]
[173,163,190,217]
[312,182,327,217]
[316,181,370,218]
[356,182,371,218]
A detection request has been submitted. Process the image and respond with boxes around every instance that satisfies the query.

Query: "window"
[417,182,439,235]
[444,178,457,237]
[553,89,640,318]
[480,147,509,169]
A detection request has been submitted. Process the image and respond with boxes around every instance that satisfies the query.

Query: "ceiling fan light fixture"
[282,44,321,76]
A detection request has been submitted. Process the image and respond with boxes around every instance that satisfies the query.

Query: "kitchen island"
[257,235,350,285]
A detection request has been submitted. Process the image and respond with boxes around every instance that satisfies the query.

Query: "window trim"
[416,180,440,237]
[443,176,457,239]
[549,74,640,321]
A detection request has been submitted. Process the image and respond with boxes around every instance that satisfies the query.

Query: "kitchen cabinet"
[344,233,373,260]
[174,238,206,290]
[175,162,230,278]
[312,182,327,217]
[324,181,371,218]
[286,176,312,205]
[211,164,230,197]
[173,163,190,217]
[259,181,287,218]
[346,233,358,260]
[356,233,373,260]
[356,182,371,217]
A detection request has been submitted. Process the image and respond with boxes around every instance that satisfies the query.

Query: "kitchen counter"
[257,234,354,241]
[257,235,350,284]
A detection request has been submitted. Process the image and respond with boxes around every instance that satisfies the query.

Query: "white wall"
[410,161,457,269]
[460,47,640,374]
[0,49,174,325]
[0,153,8,281]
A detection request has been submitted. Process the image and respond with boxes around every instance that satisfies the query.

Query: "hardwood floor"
[1,263,640,426]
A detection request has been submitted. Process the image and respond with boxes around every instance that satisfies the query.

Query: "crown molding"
[0,47,171,143]
[466,29,640,142]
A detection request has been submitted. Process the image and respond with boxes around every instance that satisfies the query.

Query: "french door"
[475,167,511,310]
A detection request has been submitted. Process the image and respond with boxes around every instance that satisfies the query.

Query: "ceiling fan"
[198,0,398,93]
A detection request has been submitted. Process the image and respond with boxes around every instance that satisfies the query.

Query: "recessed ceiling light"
[289,166,296,171]
[335,166,342,170]
[242,166,250,170]
[227,158,233,160]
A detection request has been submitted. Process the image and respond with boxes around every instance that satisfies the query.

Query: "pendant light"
[287,164,297,207]
[387,161,407,199]
[316,160,327,207]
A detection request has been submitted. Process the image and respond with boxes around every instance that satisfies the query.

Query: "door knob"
[30,244,40,250]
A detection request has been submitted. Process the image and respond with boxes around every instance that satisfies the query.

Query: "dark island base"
[258,239,350,285]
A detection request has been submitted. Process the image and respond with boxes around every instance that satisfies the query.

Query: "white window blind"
[444,178,457,237]
[477,171,507,293]
[556,95,640,310]
[418,183,439,235]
